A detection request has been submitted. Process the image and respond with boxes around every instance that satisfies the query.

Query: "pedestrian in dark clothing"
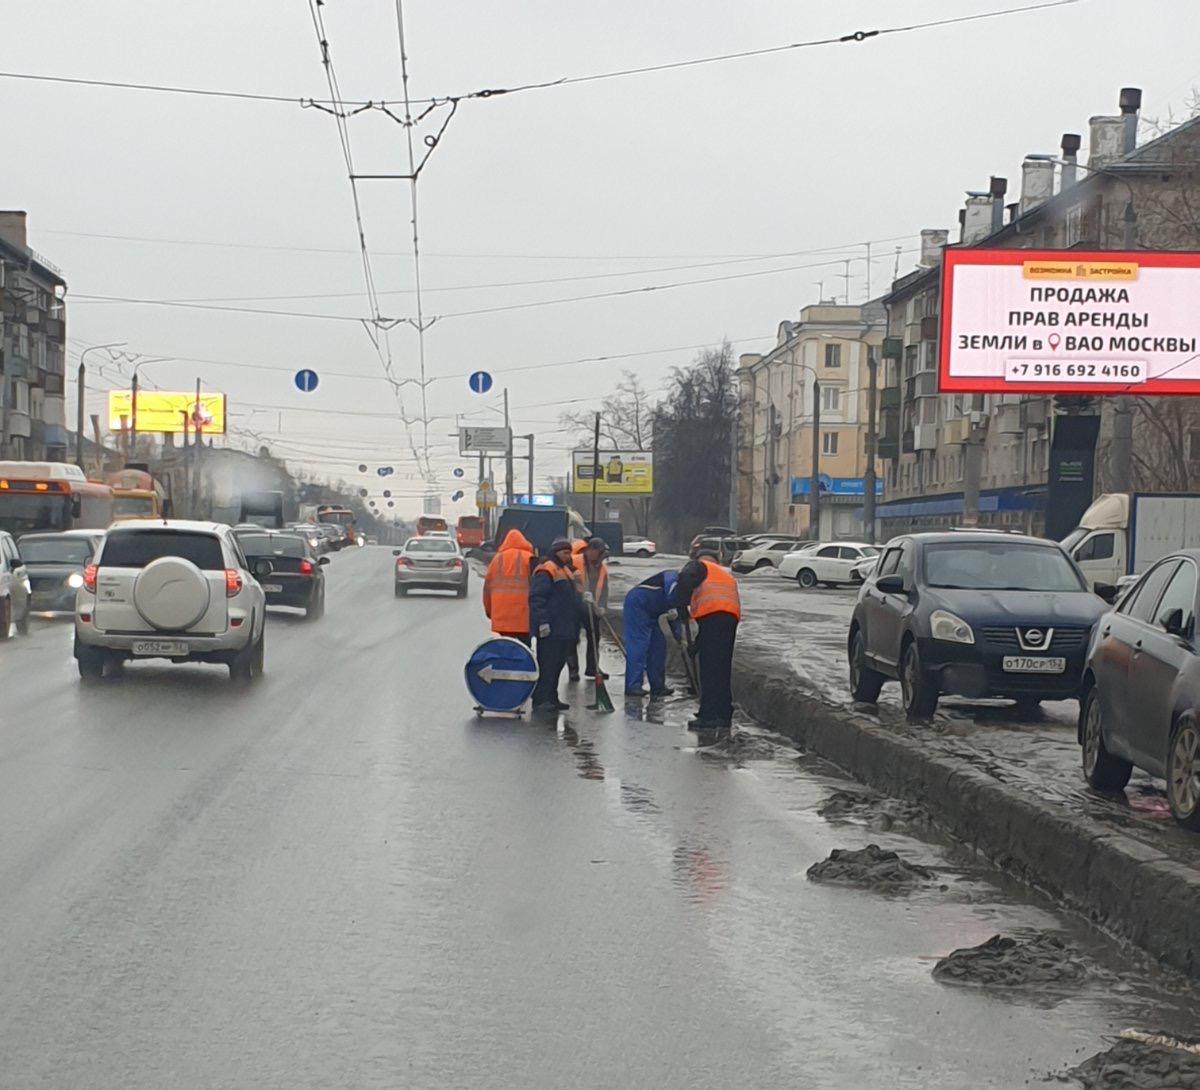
[623,569,678,697]
[675,550,741,733]
[529,538,582,711]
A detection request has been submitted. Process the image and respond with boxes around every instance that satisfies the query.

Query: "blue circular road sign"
[451,490,464,501]
[468,370,493,395]
[452,467,465,479]
[465,637,539,712]
[294,368,319,393]
[377,466,394,478]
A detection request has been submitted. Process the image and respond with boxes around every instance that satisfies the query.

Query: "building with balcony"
[876,87,1200,539]
[0,211,68,462]
[738,301,885,539]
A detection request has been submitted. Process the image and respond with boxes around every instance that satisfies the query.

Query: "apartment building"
[738,301,885,539]
[0,211,68,461]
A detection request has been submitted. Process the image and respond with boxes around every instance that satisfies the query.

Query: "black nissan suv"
[847,531,1108,720]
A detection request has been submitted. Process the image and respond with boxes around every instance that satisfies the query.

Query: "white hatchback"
[778,542,880,588]
[74,521,269,682]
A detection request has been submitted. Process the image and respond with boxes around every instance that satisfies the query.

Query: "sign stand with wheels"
[465,637,539,718]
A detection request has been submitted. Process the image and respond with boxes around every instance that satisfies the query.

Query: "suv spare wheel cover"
[133,556,212,631]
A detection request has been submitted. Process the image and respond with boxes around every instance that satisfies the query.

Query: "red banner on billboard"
[939,247,1200,395]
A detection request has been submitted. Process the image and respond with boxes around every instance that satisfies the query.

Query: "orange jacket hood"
[498,529,534,554]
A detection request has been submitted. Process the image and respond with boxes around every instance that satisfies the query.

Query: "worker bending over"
[482,529,536,644]
[529,538,582,713]
[568,536,610,680]
[622,569,678,698]
[675,549,741,734]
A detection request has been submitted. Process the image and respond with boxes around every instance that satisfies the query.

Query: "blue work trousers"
[623,586,668,693]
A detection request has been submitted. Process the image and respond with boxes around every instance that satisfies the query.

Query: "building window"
[824,343,842,369]
[1189,429,1200,463]
[820,385,840,412]
[1065,204,1082,247]
[822,432,839,456]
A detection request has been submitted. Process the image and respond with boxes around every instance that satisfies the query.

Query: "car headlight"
[67,572,84,589]
[930,609,974,644]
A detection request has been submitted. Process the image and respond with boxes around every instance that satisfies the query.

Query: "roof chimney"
[989,176,1008,233]
[1119,86,1142,155]
[919,228,949,267]
[961,193,993,244]
[0,210,28,251]
[1060,132,1081,188]
[1020,157,1055,214]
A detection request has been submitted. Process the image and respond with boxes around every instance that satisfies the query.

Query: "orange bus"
[416,515,448,536]
[0,462,114,534]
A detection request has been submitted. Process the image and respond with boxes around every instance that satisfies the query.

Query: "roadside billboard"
[571,450,653,495]
[458,426,510,454]
[939,248,1200,395]
[108,390,227,434]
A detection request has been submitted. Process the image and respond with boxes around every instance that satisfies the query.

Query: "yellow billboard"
[572,450,653,495]
[108,390,227,435]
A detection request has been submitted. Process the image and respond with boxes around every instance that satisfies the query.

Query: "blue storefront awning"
[791,475,884,500]
[875,485,1046,520]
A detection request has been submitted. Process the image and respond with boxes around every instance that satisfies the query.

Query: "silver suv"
[74,521,269,682]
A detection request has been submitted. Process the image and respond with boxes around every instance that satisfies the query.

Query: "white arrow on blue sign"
[294,369,319,392]
[453,467,465,478]
[468,370,493,394]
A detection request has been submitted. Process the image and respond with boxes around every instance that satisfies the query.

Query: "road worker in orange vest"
[482,529,537,644]
[675,546,742,735]
[529,538,583,712]
[568,536,610,681]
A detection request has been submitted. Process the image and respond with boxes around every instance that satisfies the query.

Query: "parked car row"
[837,528,1200,831]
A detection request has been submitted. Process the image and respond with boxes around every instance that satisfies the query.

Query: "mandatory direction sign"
[468,370,493,394]
[465,637,539,712]
[294,369,319,393]
[452,467,465,478]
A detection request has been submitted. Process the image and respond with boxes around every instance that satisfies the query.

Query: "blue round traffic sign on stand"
[468,370,493,394]
[294,369,319,392]
[465,637,539,714]
[452,467,465,479]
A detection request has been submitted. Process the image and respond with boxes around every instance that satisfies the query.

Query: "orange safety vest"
[535,559,576,583]
[691,557,742,620]
[483,530,534,633]
[572,553,608,599]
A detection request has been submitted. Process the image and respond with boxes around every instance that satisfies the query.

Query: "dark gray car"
[17,530,104,615]
[1079,549,1200,829]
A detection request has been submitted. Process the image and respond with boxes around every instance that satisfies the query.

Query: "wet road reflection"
[0,547,1196,1088]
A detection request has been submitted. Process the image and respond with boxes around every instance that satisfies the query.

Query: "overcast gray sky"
[4,0,1199,516]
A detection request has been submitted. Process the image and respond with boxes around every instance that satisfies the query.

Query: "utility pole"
[524,434,534,501]
[810,377,822,541]
[130,369,139,456]
[763,403,776,530]
[477,450,486,536]
[75,342,125,471]
[963,417,983,527]
[1111,201,1139,493]
[503,387,514,506]
[727,410,738,532]
[863,346,878,543]
[590,412,600,529]
[192,378,202,517]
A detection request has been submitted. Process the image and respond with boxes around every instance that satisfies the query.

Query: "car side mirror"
[318,556,330,566]
[875,574,906,595]
[1159,606,1188,638]
[71,495,82,518]
[392,549,402,556]
[1094,581,1119,604]
[253,558,274,579]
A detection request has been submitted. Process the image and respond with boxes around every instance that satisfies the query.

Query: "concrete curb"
[608,606,1200,980]
[733,651,1200,979]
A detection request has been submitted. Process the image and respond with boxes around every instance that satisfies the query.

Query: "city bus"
[0,462,114,535]
[416,515,448,536]
[315,504,357,548]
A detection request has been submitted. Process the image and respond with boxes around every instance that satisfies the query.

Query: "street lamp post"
[75,342,125,470]
[128,356,171,455]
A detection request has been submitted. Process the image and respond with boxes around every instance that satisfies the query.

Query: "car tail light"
[82,564,98,592]
[225,569,243,597]
[397,557,413,568]
[299,559,314,574]
[449,558,463,568]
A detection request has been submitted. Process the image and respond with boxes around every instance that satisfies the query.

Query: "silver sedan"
[393,536,469,598]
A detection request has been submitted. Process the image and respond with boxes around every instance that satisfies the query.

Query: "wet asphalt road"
[1,546,1198,1089]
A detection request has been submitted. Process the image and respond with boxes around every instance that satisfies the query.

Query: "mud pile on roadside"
[698,731,796,760]
[933,933,1089,989]
[806,844,936,892]
[818,789,931,829]
[1064,1035,1200,1088]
